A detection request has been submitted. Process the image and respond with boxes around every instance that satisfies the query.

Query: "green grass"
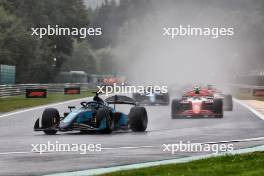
[0,91,94,112]
[101,152,264,176]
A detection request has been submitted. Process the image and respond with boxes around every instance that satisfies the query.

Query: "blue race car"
[133,87,170,106]
[34,93,148,135]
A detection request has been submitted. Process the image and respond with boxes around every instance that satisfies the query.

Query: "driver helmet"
[93,92,104,103]
[193,86,201,94]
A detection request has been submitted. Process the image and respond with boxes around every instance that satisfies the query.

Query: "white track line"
[233,98,264,120]
[202,136,264,144]
[1,137,264,156]
[0,145,156,155]
[0,151,31,155]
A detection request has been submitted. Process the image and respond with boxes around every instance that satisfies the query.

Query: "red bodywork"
[178,100,216,117]
[102,77,123,85]
[184,89,213,97]
[29,92,45,97]
[192,101,202,114]
[176,89,217,117]
[201,87,222,94]
[65,89,80,94]
[179,109,216,117]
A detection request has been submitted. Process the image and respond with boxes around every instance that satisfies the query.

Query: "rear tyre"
[171,99,182,118]
[129,107,148,132]
[41,108,60,135]
[96,108,113,134]
[224,94,233,111]
[214,99,223,118]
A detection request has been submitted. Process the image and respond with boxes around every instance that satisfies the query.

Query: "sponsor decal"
[64,87,80,94]
[253,89,264,96]
[26,89,47,98]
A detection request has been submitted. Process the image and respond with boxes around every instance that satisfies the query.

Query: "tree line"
[0,0,152,83]
[1,0,264,83]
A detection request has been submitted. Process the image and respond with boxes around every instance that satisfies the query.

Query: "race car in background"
[205,85,233,111]
[132,86,170,105]
[171,86,223,118]
[34,93,148,135]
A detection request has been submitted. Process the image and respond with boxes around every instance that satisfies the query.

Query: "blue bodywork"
[134,92,169,105]
[59,101,129,132]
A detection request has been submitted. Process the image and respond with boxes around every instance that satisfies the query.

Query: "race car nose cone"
[192,103,201,114]
[59,121,70,130]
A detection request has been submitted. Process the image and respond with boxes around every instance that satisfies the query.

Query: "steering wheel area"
[80,101,88,107]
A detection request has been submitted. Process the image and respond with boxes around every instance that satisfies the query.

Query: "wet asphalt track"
[0,96,264,176]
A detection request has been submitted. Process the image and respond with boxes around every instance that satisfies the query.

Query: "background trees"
[1,0,264,83]
[0,0,89,83]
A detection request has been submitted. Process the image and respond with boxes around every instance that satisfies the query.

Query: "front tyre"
[171,99,182,119]
[41,108,60,135]
[96,108,113,134]
[129,107,148,132]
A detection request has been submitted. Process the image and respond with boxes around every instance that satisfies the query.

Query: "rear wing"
[105,95,136,105]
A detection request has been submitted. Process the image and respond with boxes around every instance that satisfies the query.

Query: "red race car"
[171,86,223,118]
[203,85,233,111]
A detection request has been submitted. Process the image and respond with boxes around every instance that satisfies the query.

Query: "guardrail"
[231,84,264,90]
[231,84,264,96]
[0,83,97,97]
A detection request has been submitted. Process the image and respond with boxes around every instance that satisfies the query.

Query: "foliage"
[101,152,264,176]
[0,0,89,83]
[0,91,93,112]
